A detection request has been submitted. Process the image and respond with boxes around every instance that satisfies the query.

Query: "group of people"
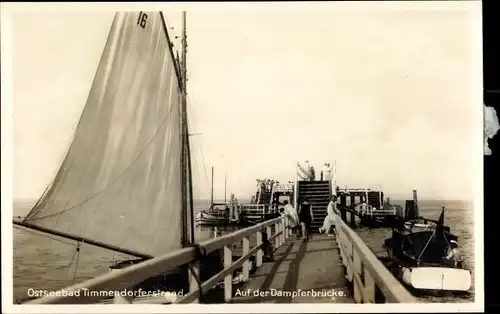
[280,195,339,242]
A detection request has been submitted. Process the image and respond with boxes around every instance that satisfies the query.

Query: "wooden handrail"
[334,217,417,303]
[25,216,290,305]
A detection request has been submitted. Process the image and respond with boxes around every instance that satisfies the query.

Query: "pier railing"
[238,203,279,214]
[334,217,417,303]
[364,208,398,216]
[24,216,291,305]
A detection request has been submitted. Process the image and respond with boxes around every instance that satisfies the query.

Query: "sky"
[7,2,482,202]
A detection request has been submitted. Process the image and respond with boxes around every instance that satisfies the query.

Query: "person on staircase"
[323,162,332,181]
[319,195,338,237]
[298,198,314,242]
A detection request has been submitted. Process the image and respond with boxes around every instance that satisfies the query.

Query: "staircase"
[367,191,383,209]
[257,190,273,205]
[297,180,331,231]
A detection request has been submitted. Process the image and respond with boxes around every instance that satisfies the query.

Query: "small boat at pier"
[384,207,471,293]
[195,203,231,226]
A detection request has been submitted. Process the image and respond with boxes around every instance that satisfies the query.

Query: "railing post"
[284,217,289,240]
[224,245,232,302]
[281,219,286,244]
[278,220,284,246]
[242,237,250,282]
[274,222,279,247]
[337,227,346,266]
[189,261,200,303]
[364,268,375,303]
[266,225,273,249]
[256,230,263,267]
[346,234,353,282]
[353,250,362,303]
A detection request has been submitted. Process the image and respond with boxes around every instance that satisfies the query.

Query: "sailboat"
[195,167,232,226]
[383,207,472,292]
[14,11,197,303]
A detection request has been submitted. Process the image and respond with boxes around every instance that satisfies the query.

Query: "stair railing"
[269,183,275,205]
[378,185,383,209]
[294,162,299,207]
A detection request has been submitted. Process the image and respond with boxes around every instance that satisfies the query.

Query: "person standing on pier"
[319,195,338,236]
[299,199,314,241]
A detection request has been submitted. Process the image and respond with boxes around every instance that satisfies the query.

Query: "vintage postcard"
[1,1,483,313]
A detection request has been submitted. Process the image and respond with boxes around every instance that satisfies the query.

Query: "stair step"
[299,191,330,195]
[299,180,330,184]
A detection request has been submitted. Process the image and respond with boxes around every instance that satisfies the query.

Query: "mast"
[224,173,227,203]
[211,166,214,205]
[180,10,195,246]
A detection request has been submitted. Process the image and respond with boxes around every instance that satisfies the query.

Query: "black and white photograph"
[2,1,484,312]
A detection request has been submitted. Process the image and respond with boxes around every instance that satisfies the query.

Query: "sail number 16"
[137,12,148,29]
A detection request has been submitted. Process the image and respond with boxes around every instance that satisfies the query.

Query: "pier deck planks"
[231,234,354,303]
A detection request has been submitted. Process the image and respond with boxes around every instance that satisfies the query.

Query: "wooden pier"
[231,234,353,303]
[23,214,417,304]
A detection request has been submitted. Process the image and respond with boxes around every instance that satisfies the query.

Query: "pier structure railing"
[273,183,294,193]
[334,216,417,303]
[24,216,292,305]
[364,208,398,217]
[238,203,279,214]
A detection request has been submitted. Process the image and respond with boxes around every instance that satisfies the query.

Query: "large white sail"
[21,12,184,257]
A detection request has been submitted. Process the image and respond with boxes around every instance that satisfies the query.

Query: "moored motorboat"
[384,207,471,293]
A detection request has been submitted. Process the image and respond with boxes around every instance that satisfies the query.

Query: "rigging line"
[64,243,80,277]
[162,15,181,48]
[71,243,82,284]
[186,95,198,127]
[24,94,178,221]
[417,227,437,263]
[198,145,211,197]
[186,95,210,193]
[13,225,78,247]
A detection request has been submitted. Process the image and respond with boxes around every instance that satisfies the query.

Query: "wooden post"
[284,217,289,240]
[280,220,285,245]
[345,238,353,282]
[350,196,356,227]
[275,222,280,247]
[277,221,282,246]
[242,237,250,282]
[340,195,347,221]
[224,245,232,301]
[188,261,200,303]
[364,269,375,303]
[353,250,362,302]
[266,226,272,250]
[256,231,263,267]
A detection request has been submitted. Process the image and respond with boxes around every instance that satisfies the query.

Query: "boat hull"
[359,214,398,227]
[396,266,471,292]
[195,212,230,226]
